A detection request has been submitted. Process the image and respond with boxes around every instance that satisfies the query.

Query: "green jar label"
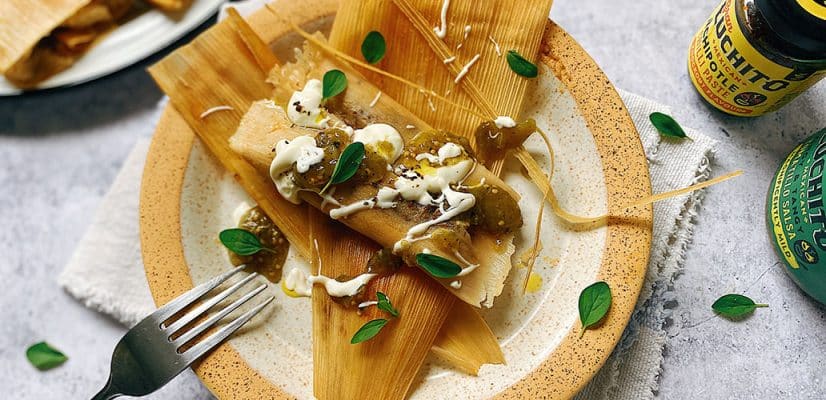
[768,128,826,303]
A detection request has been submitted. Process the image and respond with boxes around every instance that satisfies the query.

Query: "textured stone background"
[1,0,824,399]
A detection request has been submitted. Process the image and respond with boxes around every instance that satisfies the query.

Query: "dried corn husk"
[431,301,504,375]
[310,212,455,400]
[328,0,553,150]
[149,11,317,259]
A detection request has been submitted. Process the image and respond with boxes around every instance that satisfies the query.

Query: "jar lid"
[755,0,826,59]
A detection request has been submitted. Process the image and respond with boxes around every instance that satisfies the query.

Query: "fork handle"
[90,378,121,400]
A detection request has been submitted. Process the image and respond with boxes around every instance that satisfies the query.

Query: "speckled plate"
[140,1,652,398]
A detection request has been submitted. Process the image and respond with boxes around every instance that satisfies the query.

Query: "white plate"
[0,0,225,96]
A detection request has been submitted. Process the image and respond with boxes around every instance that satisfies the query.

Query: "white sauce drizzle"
[454,251,480,276]
[269,136,325,204]
[329,186,399,219]
[330,198,376,219]
[463,25,471,40]
[443,56,456,64]
[199,105,234,119]
[427,97,436,112]
[433,0,450,39]
[406,124,416,129]
[488,35,502,56]
[494,116,517,129]
[450,280,462,289]
[392,233,433,253]
[286,79,329,129]
[358,300,378,309]
[454,54,481,84]
[284,268,377,298]
[369,91,382,108]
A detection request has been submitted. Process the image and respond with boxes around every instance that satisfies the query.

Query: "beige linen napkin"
[58,90,716,399]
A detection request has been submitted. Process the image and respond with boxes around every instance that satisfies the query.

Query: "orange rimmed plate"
[139,1,652,398]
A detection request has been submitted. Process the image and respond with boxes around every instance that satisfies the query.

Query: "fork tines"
[152,265,273,359]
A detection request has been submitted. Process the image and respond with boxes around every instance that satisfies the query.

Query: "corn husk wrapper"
[149,8,497,399]
[309,212,455,400]
[328,0,553,150]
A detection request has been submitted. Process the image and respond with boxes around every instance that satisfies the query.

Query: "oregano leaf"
[322,69,348,100]
[26,342,68,371]
[320,142,365,193]
[506,50,538,78]
[219,228,264,256]
[361,31,386,64]
[415,253,462,278]
[351,319,388,344]
[712,294,767,318]
[649,112,689,139]
[578,281,612,338]
[376,291,399,317]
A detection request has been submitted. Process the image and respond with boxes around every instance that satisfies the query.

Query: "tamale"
[150,8,488,398]
[244,40,518,308]
[0,0,91,86]
[310,212,454,400]
[0,0,188,87]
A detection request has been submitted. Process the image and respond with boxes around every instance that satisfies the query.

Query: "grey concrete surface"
[1,1,824,399]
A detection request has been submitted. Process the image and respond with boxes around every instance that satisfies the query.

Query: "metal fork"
[91,265,274,400]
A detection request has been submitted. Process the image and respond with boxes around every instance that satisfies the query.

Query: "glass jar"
[688,0,826,117]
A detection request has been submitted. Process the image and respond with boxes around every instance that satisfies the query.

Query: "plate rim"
[0,0,225,96]
[139,3,653,399]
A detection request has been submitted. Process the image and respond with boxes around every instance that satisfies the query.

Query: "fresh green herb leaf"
[376,291,399,317]
[415,253,462,278]
[322,69,347,100]
[351,318,389,344]
[506,50,538,78]
[361,31,386,64]
[219,228,265,256]
[649,112,688,139]
[578,281,612,338]
[712,294,768,318]
[320,142,365,193]
[26,342,67,371]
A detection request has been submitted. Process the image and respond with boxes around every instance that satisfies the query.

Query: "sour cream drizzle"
[287,79,329,129]
[284,267,377,298]
[494,116,517,129]
[433,0,450,39]
[454,54,481,84]
[269,136,325,204]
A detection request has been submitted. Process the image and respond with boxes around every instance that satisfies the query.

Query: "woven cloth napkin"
[58,89,716,399]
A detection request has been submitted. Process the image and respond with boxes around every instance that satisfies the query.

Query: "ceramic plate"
[0,0,224,96]
[140,1,652,398]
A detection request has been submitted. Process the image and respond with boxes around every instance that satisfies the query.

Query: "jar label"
[768,129,826,303]
[797,0,826,21]
[688,0,826,116]
[769,129,826,270]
